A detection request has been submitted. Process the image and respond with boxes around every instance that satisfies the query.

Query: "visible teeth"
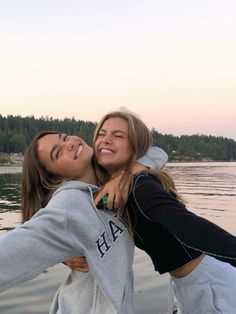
[100,148,113,154]
[76,145,83,158]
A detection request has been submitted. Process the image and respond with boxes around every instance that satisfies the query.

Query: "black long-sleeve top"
[128,173,236,274]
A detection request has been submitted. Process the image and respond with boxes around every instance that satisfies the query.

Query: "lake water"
[167,162,236,234]
[0,161,235,232]
[0,167,21,212]
[0,162,235,314]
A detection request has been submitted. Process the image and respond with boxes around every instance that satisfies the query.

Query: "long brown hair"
[93,110,184,229]
[21,131,64,223]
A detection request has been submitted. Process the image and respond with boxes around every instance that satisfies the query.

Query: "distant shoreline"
[1,159,236,167]
[1,151,236,167]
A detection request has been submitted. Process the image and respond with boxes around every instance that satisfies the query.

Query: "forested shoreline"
[0,114,235,162]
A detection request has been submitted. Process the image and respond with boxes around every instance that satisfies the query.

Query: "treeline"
[0,114,96,153]
[0,114,236,161]
[152,131,236,161]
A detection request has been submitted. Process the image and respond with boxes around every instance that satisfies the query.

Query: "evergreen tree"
[0,115,235,161]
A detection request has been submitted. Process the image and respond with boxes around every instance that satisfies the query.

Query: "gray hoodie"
[0,181,134,313]
[0,146,167,314]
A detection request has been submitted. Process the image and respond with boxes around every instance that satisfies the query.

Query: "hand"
[94,164,145,209]
[94,173,130,210]
[63,256,89,272]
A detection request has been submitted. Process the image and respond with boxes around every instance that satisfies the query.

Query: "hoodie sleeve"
[0,206,82,292]
[137,146,168,170]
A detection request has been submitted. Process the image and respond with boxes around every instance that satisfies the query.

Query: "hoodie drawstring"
[168,277,175,314]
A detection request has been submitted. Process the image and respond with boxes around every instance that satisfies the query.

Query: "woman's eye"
[97,133,105,137]
[55,149,62,159]
[115,134,124,138]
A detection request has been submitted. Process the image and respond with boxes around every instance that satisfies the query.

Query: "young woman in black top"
[93,111,236,314]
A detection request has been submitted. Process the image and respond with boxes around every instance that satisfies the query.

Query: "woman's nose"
[102,135,112,144]
[64,141,75,150]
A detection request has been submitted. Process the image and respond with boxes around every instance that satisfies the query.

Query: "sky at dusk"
[0,1,235,140]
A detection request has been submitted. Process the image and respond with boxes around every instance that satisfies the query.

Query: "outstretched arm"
[0,205,83,292]
[0,190,90,291]
[131,173,236,267]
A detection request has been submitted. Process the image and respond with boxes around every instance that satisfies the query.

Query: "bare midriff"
[169,254,205,278]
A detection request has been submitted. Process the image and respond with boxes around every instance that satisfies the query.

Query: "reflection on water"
[0,170,21,212]
[0,162,236,232]
[166,162,236,233]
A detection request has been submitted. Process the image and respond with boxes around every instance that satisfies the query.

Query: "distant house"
[10,153,24,164]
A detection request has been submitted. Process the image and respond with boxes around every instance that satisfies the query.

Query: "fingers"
[74,264,89,272]
[63,256,89,272]
[94,191,119,209]
[108,194,120,209]
[94,190,106,206]
[106,192,115,209]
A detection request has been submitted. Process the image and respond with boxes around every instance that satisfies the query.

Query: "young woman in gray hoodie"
[0,130,167,314]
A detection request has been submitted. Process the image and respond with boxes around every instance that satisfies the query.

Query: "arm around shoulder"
[137,146,168,170]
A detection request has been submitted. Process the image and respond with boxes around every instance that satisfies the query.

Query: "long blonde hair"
[93,110,184,229]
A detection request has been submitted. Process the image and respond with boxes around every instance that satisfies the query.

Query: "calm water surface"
[0,162,235,314]
[0,162,236,232]
[166,162,236,233]
[0,166,21,211]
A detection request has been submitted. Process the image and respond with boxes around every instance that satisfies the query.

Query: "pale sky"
[0,0,235,140]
